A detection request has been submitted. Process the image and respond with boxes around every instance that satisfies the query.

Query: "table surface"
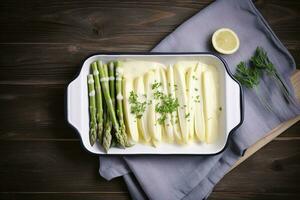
[0,0,299,199]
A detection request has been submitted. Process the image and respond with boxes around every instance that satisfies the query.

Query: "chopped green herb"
[155,94,179,125]
[194,95,201,103]
[219,107,222,111]
[192,75,198,80]
[153,90,164,99]
[185,113,190,118]
[129,91,147,119]
[174,84,178,91]
[151,81,162,90]
[194,88,198,91]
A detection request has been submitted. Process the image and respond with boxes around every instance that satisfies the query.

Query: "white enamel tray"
[67,53,243,155]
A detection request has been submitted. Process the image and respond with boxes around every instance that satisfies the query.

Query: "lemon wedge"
[212,28,239,54]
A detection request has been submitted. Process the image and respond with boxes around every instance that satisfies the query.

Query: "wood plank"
[257,0,300,41]
[0,0,299,44]
[0,193,130,200]
[0,141,128,192]
[277,121,300,138]
[0,85,73,139]
[212,140,300,193]
[0,45,298,84]
[0,0,209,43]
[0,139,298,199]
[209,192,300,200]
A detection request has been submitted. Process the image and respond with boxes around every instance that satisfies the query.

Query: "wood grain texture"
[0,141,127,192]
[0,0,299,200]
[0,193,129,200]
[0,139,298,199]
[214,140,300,193]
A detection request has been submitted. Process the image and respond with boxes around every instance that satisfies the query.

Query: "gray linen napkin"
[99,0,300,199]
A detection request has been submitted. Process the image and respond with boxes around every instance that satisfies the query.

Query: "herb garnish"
[174,84,178,91]
[251,47,296,105]
[154,90,164,99]
[185,113,190,118]
[234,62,259,89]
[234,62,273,112]
[194,95,201,103]
[128,91,147,119]
[152,81,162,90]
[155,94,179,124]
[152,81,179,124]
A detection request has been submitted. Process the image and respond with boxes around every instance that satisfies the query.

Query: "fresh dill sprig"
[234,62,260,89]
[251,47,296,105]
[251,47,276,75]
[234,61,273,112]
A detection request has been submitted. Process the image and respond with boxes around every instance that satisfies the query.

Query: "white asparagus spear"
[173,64,190,143]
[202,67,219,143]
[123,78,139,143]
[158,67,174,142]
[134,76,151,142]
[186,66,196,140]
[166,65,182,142]
[194,63,206,141]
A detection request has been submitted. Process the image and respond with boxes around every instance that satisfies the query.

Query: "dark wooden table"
[0,0,299,199]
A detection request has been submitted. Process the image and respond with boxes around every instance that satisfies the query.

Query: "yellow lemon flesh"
[212,28,240,54]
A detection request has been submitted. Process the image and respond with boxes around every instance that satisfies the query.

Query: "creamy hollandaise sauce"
[122,60,221,146]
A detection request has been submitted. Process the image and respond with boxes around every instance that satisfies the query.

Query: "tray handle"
[67,78,82,132]
[226,78,243,133]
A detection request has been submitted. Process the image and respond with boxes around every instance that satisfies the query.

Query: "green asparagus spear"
[102,112,112,152]
[108,62,116,107]
[105,62,125,147]
[108,62,120,147]
[115,61,130,146]
[91,62,104,144]
[97,62,112,152]
[87,75,97,145]
[98,61,125,148]
[102,96,112,152]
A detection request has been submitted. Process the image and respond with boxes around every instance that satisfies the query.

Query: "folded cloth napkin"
[99,0,300,199]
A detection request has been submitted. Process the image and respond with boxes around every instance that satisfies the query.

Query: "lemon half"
[212,28,240,54]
